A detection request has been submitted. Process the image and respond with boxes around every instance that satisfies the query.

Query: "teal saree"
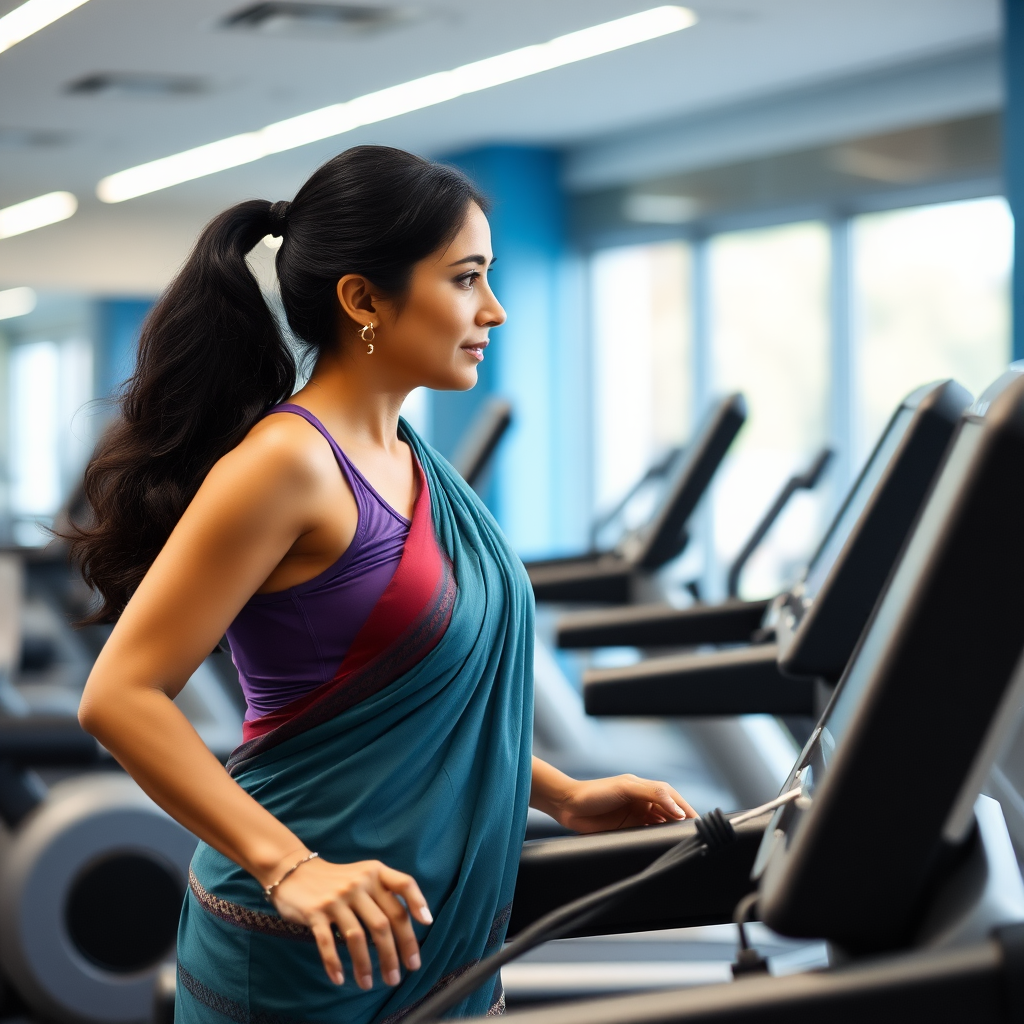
[176,422,534,1022]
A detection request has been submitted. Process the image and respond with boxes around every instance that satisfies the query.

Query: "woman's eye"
[456,271,480,289]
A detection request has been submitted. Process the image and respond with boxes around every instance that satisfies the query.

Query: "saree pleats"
[176,422,534,1023]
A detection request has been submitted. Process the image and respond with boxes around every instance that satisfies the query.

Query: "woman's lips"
[462,341,488,362]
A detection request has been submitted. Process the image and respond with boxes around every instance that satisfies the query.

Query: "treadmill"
[450,396,513,491]
[526,394,746,604]
[573,379,970,719]
[483,365,1024,1023]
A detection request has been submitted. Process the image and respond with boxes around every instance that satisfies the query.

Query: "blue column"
[440,146,575,557]
[1007,0,1024,361]
[96,298,153,397]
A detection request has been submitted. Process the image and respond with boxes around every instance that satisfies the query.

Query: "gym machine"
[0,717,195,1024]
[563,379,970,720]
[525,394,746,604]
[724,446,832,600]
[450,395,513,491]
[429,365,1024,1023]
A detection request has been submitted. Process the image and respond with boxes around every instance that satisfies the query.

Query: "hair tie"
[267,200,291,238]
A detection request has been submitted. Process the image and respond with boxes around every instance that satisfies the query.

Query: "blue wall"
[96,297,153,397]
[440,146,586,557]
[1007,0,1024,362]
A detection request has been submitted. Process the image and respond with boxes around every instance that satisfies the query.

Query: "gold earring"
[360,323,375,354]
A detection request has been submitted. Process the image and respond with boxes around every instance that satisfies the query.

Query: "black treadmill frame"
[757,370,1024,953]
[526,394,746,603]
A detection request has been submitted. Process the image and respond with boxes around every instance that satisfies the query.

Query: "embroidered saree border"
[189,868,314,942]
[376,963,505,1023]
[486,902,513,949]
[189,868,509,1017]
[178,963,319,1024]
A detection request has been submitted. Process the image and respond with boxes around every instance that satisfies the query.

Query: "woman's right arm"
[78,418,430,990]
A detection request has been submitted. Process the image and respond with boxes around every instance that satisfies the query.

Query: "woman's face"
[340,202,506,392]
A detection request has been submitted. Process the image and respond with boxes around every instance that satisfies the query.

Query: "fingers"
[276,860,431,991]
[351,891,403,987]
[380,865,433,925]
[373,885,423,972]
[335,884,424,991]
[333,904,374,990]
[310,915,345,986]
[629,778,694,820]
[669,787,698,818]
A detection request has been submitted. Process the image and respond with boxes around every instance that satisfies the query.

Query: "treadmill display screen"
[800,407,915,602]
[805,419,983,798]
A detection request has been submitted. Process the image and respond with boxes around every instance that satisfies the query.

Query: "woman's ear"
[336,274,378,327]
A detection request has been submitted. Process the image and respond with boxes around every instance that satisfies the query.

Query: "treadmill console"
[775,379,970,681]
[755,367,1024,953]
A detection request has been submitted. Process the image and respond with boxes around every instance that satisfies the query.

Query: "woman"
[74,146,696,1022]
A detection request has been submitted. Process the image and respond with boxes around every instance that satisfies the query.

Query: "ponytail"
[67,146,484,622]
[69,200,295,622]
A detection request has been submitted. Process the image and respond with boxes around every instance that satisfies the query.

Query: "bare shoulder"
[174,412,342,542]
[208,412,336,494]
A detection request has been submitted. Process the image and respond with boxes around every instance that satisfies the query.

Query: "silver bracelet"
[262,851,319,902]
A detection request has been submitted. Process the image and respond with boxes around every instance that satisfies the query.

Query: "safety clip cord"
[401,792,802,1024]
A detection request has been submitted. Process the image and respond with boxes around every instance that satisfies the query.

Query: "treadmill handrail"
[509,810,772,938]
[555,599,770,649]
[582,644,815,717]
[589,445,683,550]
[450,397,513,490]
[727,446,833,598]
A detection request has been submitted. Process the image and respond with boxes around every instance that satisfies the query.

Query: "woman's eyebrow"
[446,255,497,267]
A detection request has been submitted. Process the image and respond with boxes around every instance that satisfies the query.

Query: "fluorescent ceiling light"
[0,287,37,320]
[98,5,698,203]
[0,0,92,56]
[0,191,78,239]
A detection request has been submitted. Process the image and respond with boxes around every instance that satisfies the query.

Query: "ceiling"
[0,0,1002,292]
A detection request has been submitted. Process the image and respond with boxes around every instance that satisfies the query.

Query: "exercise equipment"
[587,447,683,553]
[460,366,1024,1023]
[725,446,832,599]
[451,396,513,491]
[0,717,196,1024]
[526,394,746,604]
[570,379,970,719]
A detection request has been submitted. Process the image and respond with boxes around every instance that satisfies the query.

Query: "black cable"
[402,809,737,1024]
[732,891,758,951]
[731,891,768,977]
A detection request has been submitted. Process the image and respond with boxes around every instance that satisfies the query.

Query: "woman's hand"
[270,855,432,989]
[531,758,696,834]
[552,775,697,833]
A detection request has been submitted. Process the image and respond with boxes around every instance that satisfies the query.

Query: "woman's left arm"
[530,756,696,834]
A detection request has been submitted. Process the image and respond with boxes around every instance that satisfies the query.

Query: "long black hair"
[69,146,485,623]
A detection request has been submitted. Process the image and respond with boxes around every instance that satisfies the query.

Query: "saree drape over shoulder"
[176,422,535,1023]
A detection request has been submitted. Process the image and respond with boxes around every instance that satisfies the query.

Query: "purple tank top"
[225,405,411,721]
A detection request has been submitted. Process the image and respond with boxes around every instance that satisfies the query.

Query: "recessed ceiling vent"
[222,2,413,35]
[66,72,207,98]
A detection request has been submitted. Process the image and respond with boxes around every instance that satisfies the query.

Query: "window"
[853,197,1012,464]
[590,241,692,540]
[9,337,93,545]
[708,222,832,598]
[586,196,1011,601]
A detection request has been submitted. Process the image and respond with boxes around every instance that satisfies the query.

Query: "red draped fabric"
[231,464,455,767]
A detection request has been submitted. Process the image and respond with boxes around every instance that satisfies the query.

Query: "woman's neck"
[291,351,409,453]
